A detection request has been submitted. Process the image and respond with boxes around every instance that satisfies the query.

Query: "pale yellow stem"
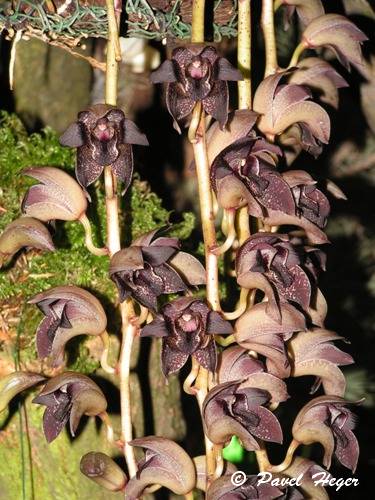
[237,207,251,245]
[213,209,237,256]
[9,30,22,91]
[222,288,250,320]
[262,0,278,77]
[99,411,115,444]
[191,0,205,43]
[79,214,108,256]
[289,41,306,68]
[237,0,252,109]
[215,334,235,347]
[183,359,200,395]
[267,439,300,473]
[105,0,137,480]
[100,331,116,375]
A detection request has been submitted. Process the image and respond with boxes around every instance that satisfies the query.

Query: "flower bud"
[22,166,87,222]
[80,452,127,491]
[0,216,54,266]
[0,371,45,412]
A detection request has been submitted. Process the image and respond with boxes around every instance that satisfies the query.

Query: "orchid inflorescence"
[0,0,368,498]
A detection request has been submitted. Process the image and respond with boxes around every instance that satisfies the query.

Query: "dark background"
[0,1,374,499]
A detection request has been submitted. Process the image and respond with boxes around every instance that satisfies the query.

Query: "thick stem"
[104,0,137,480]
[191,108,221,487]
[262,0,278,77]
[237,0,252,109]
[191,0,205,43]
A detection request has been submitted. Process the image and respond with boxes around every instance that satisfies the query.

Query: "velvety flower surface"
[253,71,331,157]
[236,233,321,321]
[29,285,107,366]
[234,302,306,378]
[289,57,348,109]
[302,14,368,71]
[33,371,107,443]
[22,166,87,221]
[150,45,243,132]
[207,473,282,499]
[109,228,206,311]
[203,381,283,450]
[210,136,295,216]
[0,216,54,266]
[141,296,232,376]
[217,345,289,403]
[0,371,45,412]
[292,395,360,472]
[59,104,148,196]
[289,328,354,396]
[125,436,196,499]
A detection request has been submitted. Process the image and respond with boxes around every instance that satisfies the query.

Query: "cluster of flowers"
[0,1,367,497]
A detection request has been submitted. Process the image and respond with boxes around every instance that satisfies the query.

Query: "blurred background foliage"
[0,0,374,499]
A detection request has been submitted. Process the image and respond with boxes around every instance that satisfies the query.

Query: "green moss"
[0,112,194,369]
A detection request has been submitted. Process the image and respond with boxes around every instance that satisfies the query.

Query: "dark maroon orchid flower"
[207,474,282,500]
[203,380,283,450]
[210,136,296,217]
[125,436,196,499]
[289,328,354,396]
[235,302,306,379]
[283,457,331,499]
[236,232,322,321]
[289,57,348,109]
[59,104,148,197]
[29,285,107,366]
[150,45,243,132]
[0,216,54,266]
[279,0,324,28]
[33,371,107,443]
[292,395,361,472]
[141,296,232,376]
[253,71,330,158]
[302,14,368,72]
[217,345,289,403]
[263,171,331,244]
[109,228,206,311]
